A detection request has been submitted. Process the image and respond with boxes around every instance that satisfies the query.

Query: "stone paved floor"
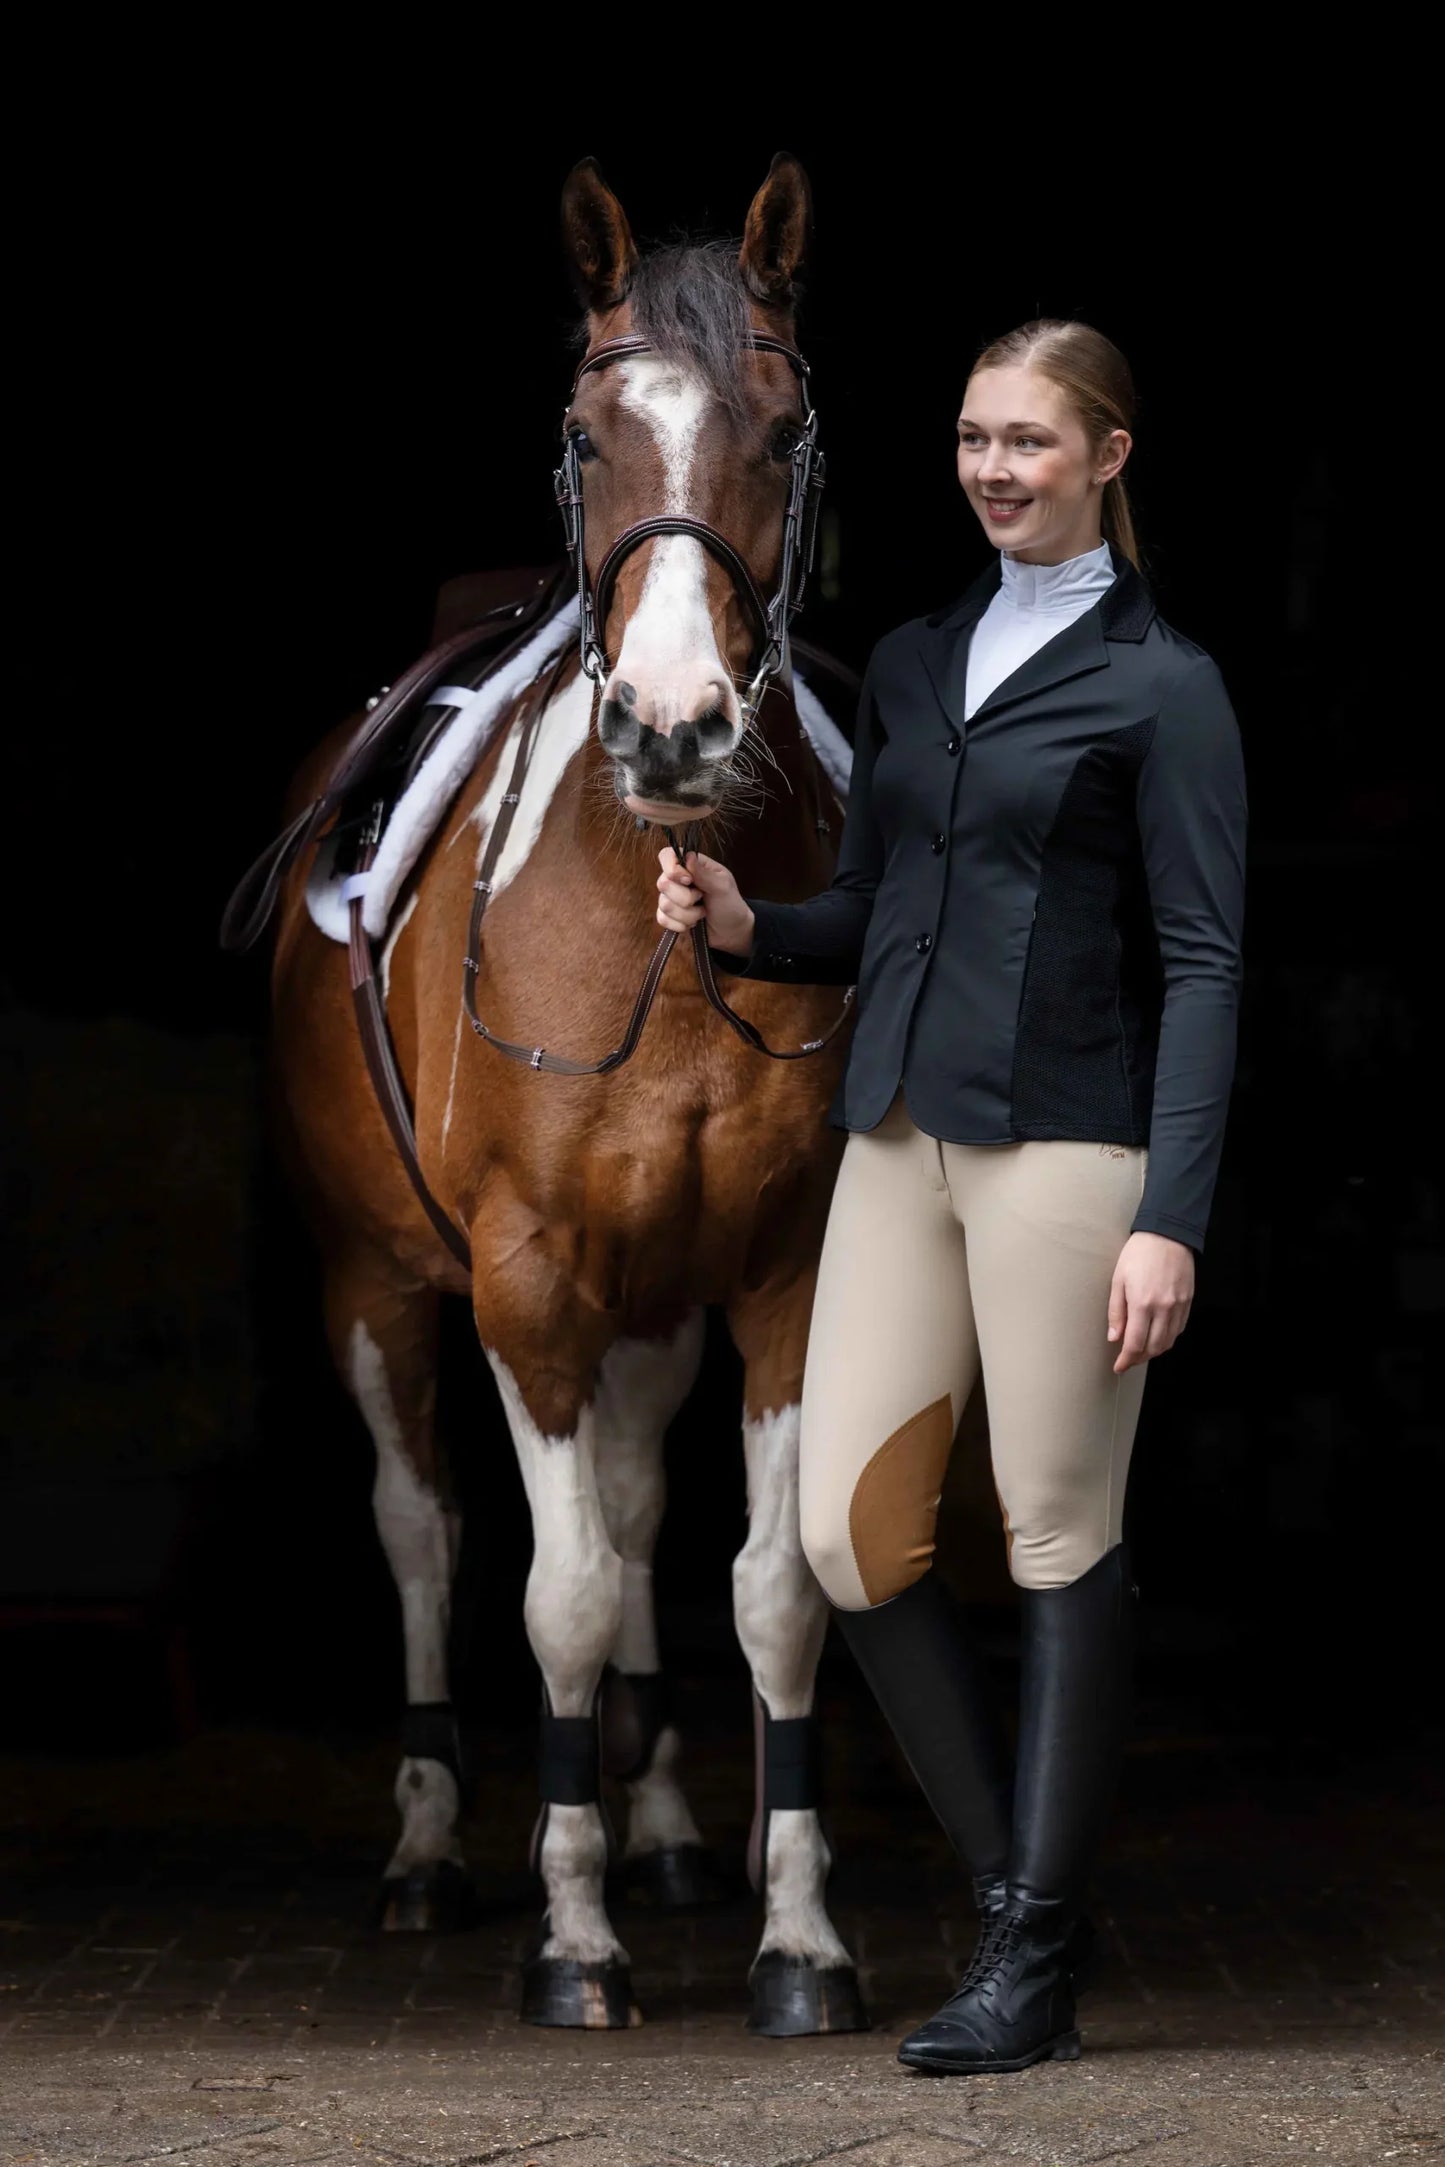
[1,1690,1441,2167]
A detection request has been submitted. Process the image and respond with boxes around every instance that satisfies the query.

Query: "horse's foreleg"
[592,1313,722,1909]
[485,1350,640,2030]
[728,1284,868,2037]
[323,1249,474,1932]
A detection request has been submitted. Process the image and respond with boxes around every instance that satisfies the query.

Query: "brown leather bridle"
[555,330,825,715]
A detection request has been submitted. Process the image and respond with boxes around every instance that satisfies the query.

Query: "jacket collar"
[919,544,1155,725]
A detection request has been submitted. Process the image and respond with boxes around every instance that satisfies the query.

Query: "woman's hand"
[655,847,756,955]
[1106,1232,1195,1373]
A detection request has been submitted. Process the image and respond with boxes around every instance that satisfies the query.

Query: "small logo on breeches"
[1098,1144,1126,1159]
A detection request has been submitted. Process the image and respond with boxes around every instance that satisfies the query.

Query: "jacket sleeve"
[1131,654,1247,1252]
[708,662,885,985]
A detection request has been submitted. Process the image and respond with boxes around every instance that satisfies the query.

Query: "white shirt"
[963,540,1117,721]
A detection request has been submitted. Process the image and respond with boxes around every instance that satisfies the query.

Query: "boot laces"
[955,1908,1025,1992]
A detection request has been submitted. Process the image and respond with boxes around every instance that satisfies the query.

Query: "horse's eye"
[771,424,804,462]
[567,427,598,463]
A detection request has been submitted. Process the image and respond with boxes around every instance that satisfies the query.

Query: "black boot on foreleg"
[376,1700,481,1932]
[898,1542,1137,2075]
[746,1694,869,2035]
[521,1695,641,2029]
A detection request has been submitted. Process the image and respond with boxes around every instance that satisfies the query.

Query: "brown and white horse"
[268,154,863,2033]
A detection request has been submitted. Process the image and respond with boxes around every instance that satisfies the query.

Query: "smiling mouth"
[983,497,1033,522]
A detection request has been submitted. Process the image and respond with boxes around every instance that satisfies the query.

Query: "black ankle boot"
[899,1544,1136,2075]
[973,1871,1099,1995]
[834,1571,1012,1886]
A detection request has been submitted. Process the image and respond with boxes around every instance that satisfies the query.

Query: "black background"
[6,105,1439,1763]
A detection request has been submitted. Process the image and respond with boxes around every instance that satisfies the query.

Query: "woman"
[655,319,1247,2074]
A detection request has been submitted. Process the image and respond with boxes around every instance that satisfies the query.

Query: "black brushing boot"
[835,1574,1096,1981]
[898,1542,1137,2075]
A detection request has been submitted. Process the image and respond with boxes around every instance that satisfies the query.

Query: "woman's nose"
[978,442,1011,484]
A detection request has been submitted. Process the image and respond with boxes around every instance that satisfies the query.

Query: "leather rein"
[342,327,854,1267]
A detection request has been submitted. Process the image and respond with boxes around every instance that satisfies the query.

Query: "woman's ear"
[739,152,812,303]
[1096,427,1133,486]
[561,157,639,311]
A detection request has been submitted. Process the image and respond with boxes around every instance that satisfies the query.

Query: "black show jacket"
[715,549,1247,1253]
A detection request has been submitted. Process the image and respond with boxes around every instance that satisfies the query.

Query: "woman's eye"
[567,428,598,463]
[1015,436,1043,450]
[958,432,985,449]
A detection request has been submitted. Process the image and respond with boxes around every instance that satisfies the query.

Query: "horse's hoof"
[375,1860,481,1934]
[747,1951,870,2037]
[521,1954,643,2030]
[620,1842,729,1912]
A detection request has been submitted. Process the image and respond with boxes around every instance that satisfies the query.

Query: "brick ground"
[1,1689,1441,2167]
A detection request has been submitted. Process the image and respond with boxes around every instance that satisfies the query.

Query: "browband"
[572,331,811,408]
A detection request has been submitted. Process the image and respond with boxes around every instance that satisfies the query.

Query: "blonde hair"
[972,319,1140,568]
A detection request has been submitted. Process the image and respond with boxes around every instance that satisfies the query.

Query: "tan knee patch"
[848,1395,955,1605]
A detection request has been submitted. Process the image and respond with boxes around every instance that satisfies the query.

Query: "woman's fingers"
[1112,1305,1152,1374]
[1112,1292,1191,1372]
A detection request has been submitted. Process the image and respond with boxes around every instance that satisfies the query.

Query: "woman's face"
[956,363,1129,566]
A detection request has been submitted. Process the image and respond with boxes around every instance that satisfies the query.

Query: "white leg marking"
[349,1321,462,1874]
[594,1317,707,1857]
[487,1351,627,1966]
[734,1405,850,1967]
[387,1760,463,1875]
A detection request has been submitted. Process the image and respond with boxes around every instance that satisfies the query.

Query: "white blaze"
[611,357,733,728]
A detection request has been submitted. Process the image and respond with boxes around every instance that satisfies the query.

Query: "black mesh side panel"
[1011,719,1160,1137]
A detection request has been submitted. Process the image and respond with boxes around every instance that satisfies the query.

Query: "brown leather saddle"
[219,564,572,954]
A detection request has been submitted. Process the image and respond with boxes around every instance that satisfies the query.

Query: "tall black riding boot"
[833,1570,1013,1908]
[898,1542,1137,2075]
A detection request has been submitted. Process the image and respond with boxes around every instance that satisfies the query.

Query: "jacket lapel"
[917,549,1155,731]
[918,560,999,725]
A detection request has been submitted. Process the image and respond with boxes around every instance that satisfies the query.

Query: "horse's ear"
[561,157,639,311]
[739,152,812,303]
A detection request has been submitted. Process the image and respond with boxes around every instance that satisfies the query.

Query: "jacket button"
[930,832,947,854]
[946,734,961,755]
[915,932,933,954]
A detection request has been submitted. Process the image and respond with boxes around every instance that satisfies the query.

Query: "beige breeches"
[799,1094,1150,1607]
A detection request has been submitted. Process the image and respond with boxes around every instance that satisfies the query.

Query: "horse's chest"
[497,1089,835,1326]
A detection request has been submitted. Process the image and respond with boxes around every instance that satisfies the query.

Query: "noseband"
[553,331,826,717]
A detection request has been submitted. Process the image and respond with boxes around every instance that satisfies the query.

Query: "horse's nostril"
[695,709,736,761]
[598,697,641,757]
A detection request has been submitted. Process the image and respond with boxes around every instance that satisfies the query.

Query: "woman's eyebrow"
[957,416,1056,433]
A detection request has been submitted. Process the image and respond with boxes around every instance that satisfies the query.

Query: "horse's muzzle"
[602,710,736,818]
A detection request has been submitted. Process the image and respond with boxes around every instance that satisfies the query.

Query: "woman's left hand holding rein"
[1106,1233,1195,1373]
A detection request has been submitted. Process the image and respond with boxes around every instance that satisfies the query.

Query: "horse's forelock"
[606,240,754,416]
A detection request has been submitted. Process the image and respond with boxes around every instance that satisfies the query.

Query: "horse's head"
[560,153,816,825]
